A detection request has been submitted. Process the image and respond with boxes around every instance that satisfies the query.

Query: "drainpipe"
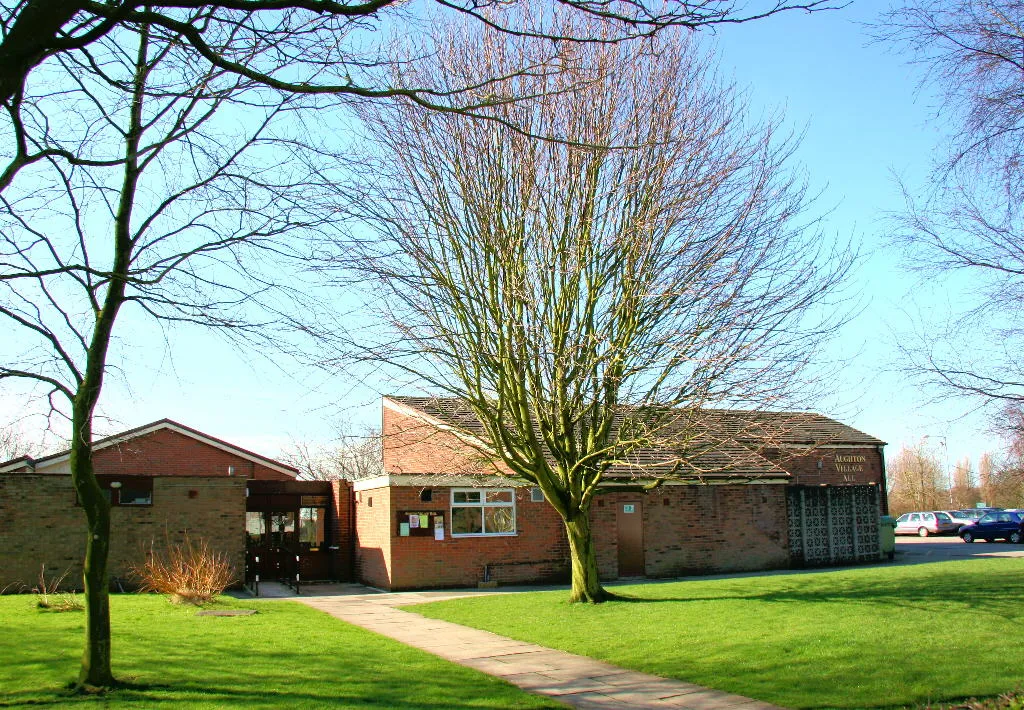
[877,445,889,516]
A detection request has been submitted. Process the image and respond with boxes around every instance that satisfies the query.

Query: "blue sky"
[0,2,1004,477]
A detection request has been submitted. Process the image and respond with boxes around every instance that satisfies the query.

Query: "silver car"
[937,510,976,532]
[894,511,960,537]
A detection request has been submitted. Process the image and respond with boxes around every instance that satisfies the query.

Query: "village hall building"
[0,396,888,592]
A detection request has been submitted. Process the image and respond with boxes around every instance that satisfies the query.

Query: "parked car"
[959,511,1024,544]
[894,511,960,537]
[938,510,977,531]
[955,508,1002,522]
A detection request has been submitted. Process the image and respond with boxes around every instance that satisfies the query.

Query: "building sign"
[623,504,636,514]
[835,455,866,474]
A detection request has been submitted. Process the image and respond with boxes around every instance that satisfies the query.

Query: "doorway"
[246,510,297,581]
[616,501,645,577]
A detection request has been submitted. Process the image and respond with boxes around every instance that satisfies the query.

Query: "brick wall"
[383,403,513,476]
[0,474,246,591]
[356,482,789,590]
[367,401,872,589]
[767,446,884,487]
[35,428,293,480]
[330,480,355,581]
[605,485,790,577]
[384,486,567,590]
[354,485,393,588]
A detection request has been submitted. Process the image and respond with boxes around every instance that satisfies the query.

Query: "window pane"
[271,512,296,546]
[119,486,152,505]
[299,507,325,546]
[452,507,483,534]
[453,491,482,504]
[484,507,515,534]
[485,490,513,503]
[246,512,266,545]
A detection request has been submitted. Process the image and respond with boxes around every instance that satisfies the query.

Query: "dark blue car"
[959,511,1024,544]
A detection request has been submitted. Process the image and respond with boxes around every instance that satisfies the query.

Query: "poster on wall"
[397,511,444,538]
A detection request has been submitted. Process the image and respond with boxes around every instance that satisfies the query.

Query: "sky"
[0,2,1006,480]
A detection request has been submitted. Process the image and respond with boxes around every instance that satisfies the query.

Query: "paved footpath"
[257,583,784,710]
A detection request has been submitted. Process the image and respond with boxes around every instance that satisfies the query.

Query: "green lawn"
[0,594,561,709]
[411,558,1024,710]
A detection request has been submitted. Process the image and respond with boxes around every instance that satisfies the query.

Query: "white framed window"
[530,487,545,503]
[451,488,516,536]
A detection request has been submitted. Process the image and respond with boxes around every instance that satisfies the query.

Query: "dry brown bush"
[132,536,235,605]
[34,565,83,612]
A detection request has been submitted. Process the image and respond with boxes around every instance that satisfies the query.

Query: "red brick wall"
[606,485,789,577]
[356,482,789,590]
[0,474,246,591]
[766,445,888,514]
[383,404,513,476]
[354,485,393,588]
[767,446,884,487]
[383,486,568,590]
[84,428,293,480]
[367,402,873,588]
[330,480,355,581]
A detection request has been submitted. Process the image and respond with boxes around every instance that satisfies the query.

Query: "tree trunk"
[563,512,608,603]
[67,25,146,690]
[70,412,115,689]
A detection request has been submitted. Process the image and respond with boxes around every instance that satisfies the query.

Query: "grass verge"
[0,593,560,709]
[410,558,1024,709]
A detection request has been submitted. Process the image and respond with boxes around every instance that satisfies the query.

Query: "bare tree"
[283,421,382,480]
[882,2,1024,403]
[950,455,978,508]
[0,422,37,461]
[0,19,331,687]
[0,1,838,111]
[335,21,853,602]
[978,450,995,503]
[887,441,946,514]
[987,402,1024,505]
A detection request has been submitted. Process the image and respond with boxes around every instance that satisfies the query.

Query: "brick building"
[354,397,888,590]
[0,400,886,593]
[0,420,354,592]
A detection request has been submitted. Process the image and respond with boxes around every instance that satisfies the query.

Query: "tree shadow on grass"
[602,567,1024,620]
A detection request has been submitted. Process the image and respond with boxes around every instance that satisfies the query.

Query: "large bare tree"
[336,22,854,602]
[0,18,331,687]
[283,420,383,480]
[886,441,946,515]
[0,0,837,110]
[883,2,1024,404]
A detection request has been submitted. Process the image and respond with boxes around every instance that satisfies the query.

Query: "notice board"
[397,510,445,538]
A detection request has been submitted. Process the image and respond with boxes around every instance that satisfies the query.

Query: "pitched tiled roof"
[386,396,884,481]
[0,419,298,476]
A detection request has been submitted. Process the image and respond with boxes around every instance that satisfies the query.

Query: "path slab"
[284,587,787,710]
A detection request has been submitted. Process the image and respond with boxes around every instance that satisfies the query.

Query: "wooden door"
[616,501,645,577]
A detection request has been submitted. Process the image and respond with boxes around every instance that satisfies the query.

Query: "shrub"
[34,566,83,612]
[132,536,235,605]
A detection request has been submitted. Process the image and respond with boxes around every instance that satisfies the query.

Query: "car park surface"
[895,536,1024,563]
